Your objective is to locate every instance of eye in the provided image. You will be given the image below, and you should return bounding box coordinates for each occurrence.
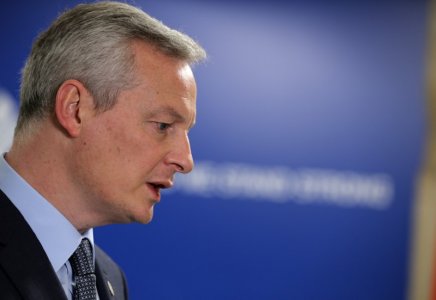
[155,122,171,132]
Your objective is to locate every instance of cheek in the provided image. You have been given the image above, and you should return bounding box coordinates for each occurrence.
[75,124,129,182]
[78,117,166,184]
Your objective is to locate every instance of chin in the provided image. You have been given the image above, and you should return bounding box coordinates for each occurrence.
[136,216,153,224]
[132,207,154,224]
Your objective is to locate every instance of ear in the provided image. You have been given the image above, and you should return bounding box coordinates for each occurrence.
[54,79,93,138]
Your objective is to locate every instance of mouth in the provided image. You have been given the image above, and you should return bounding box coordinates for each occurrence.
[146,180,173,201]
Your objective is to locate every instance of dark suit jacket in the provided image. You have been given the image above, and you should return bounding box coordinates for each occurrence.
[0,190,128,300]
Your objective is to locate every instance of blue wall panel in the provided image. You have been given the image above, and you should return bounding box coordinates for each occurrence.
[0,0,428,299]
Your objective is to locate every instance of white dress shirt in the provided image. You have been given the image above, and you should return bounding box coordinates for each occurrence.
[0,153,96,300]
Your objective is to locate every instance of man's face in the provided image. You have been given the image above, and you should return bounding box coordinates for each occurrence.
[72,41,197,225]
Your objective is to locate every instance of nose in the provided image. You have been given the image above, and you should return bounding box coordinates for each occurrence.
[167,132,194,174]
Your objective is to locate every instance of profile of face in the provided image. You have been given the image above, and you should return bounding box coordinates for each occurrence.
[71,41,197,225]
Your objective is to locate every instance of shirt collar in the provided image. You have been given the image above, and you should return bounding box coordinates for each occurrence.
[0,153,95,272]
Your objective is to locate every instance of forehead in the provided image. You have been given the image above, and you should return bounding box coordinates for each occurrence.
[128,40,197,122]
[130,40,196,93]
[130,40,194,83]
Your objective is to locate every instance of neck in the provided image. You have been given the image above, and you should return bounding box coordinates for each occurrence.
[6,122,99,232]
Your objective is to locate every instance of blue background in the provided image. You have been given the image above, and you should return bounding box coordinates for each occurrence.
[0,0,428,299]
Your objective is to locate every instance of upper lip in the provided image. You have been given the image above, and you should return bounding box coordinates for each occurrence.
[147,179,173,190]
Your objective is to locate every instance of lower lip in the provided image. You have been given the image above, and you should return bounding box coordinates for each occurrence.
[146,183,161,202]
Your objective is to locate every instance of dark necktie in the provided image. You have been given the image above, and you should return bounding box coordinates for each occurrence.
[69,238,97,300]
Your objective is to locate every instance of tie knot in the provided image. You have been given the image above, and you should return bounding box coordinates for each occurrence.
[69,238,94,276]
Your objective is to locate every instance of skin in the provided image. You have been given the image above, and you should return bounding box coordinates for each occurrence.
[6,40,197,232]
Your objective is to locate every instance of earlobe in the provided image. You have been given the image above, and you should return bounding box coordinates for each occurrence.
[55,80,90,138]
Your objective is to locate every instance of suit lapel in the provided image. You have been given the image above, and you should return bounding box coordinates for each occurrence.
[95,246,128,300]
[0,190,67,300]
[96,261,112,300]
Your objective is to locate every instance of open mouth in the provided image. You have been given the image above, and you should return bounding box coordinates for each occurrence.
[147,182,168,201]
[146,178,173,201]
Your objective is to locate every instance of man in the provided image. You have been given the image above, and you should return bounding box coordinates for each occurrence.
[0,1,206,299]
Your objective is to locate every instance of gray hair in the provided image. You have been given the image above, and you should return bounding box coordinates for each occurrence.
[16,1,206,136]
